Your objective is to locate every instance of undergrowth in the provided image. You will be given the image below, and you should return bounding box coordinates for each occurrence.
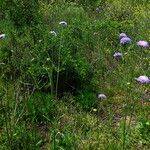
[0,0,150,149]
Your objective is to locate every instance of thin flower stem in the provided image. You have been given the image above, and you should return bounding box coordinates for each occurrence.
[55,29,63,97]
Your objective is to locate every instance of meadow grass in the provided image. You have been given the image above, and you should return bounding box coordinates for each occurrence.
[0,0,150,149]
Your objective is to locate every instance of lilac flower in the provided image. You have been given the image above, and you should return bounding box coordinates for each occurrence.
[97,94,107,99]
[119,33,127,39]
[120,37,132,44]
[50,31,57,36]
[137,41,149,48]
[59,21,67,27]
[0,34,6,39]
[135,75,150,83]
[113,52,123,58]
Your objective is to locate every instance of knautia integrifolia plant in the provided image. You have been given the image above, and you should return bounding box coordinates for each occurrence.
[120,37,132,44]
[113,52,123,58]
[137,41,149,48]
[55,21,68,97]
[97,93,107,99]
[0,34,6,39]
[59,21,67,27]
[135,75,150,83]
[119,33,127,39]
[1,1,150,149]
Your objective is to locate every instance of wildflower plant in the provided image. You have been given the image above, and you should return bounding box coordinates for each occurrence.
[113,52,123,58]
[119,33,127,39]
[135,76,150,84]
[59,21,67,27]
[97,93,107,99]
[0,1,150,150]
[0,34,6,39]
[137,41,149,48]
[120,37,132,44]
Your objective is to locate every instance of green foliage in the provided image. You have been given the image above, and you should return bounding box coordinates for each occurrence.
[51,130,78,150]
[0,0,150,149]
[76,90,97,110]
[26,93,57,123]
[1,124,43,150]
[1,3,97,94]
[137,120,150,142]
[2,0,40,27]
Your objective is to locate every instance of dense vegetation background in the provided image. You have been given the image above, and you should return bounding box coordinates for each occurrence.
[0,0,150,149]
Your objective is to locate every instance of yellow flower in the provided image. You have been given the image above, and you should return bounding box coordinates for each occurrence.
[93,108,97,112]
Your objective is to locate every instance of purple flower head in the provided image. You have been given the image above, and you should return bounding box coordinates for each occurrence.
[113,52,123,58]
[137,41,149,48]
[135,75,150,84]
[119,33,127,39]
[120,37,132,44]
[0,34,6,39]
[97,94,107,99]
[59,21,67,27]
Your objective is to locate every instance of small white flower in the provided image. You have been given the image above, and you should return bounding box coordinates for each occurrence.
[93,32,98,35]
[123,103,127,108]
[59,21,67,27]
[46,58,50,61]
[96,7,101,11]
[0,34,6,39]
[49,31,57,36]
[97,94,107,99]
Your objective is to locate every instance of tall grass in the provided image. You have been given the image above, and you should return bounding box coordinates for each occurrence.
[0,0,150,149]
